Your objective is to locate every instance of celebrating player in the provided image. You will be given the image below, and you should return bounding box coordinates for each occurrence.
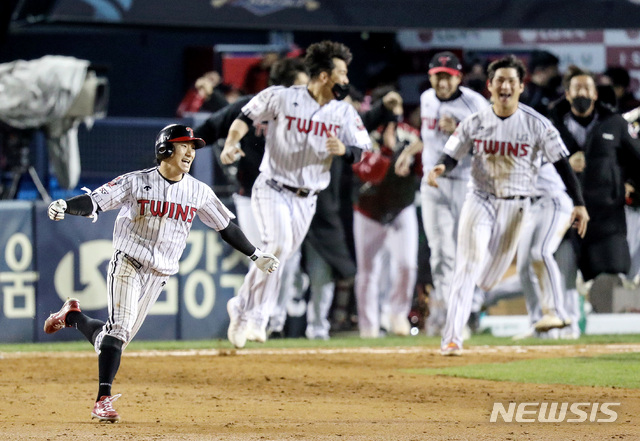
[395,51,489,337]
[427,55,589,356]
[43,124,279,422]
[220,40,371,348]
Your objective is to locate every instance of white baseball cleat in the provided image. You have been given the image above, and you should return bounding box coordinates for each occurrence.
[227,297,248,349]
[533,314,571,332]
[389,314,411,336]
[246,321,267,343]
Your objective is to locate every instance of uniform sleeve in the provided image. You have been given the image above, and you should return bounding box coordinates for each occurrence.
[339,105,372,151]
[443,117,474,160]
[90,174,134,212]
[194,97,251,144]
[197,186,236,231]
[240,86,282,123]
[539,123,569,163]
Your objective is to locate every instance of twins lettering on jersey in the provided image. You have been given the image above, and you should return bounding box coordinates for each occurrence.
[284,116,341,137]
[422,117,448,133]
[473,139,530,157]
[138,199,197,223]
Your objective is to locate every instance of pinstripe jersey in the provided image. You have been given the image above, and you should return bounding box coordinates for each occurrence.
[444,104,569,198]
[534,161,566,196]
[90,167,234,275]
[242,85,371,192]
[420,86,489,180]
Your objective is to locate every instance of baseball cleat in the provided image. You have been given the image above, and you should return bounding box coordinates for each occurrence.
[43,298,81,334]
[441,342,463,356]
[246,321,267,343]
[389,314,411,336]
[533,314,571,332]
[91,394,121,423]
[227,297,248,349]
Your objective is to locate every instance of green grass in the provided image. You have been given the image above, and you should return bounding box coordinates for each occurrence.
[2,333,640,353]
[406,352,640,389]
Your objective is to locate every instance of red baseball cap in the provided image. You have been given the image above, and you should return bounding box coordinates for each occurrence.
[428,51,462,76]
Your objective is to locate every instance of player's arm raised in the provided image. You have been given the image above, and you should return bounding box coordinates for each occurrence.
[220,118,250,164]
[48,194,98,221]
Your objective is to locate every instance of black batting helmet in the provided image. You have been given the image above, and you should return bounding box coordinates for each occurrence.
[155,124,206,162]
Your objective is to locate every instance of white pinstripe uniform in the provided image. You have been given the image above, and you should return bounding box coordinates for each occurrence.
[623,109,640,285]
[441,104,570,349]
[235,84,371,330]
[516,162,574,329]
[419,86,489,335]
[89,167,234,351]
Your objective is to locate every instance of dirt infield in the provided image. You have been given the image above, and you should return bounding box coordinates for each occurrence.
[1,344,638,440]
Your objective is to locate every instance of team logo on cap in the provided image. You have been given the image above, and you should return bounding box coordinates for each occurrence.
[439,56,451,66]
[186,127,194,137]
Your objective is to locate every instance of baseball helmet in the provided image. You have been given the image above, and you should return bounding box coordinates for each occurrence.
[155,124,206,161]
[428,51,462,76]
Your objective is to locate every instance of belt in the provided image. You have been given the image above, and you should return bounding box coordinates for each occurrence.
[475,191,531,201]
[266,178,320,198]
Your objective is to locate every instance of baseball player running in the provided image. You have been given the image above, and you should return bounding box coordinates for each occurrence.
[516,162,575,335]
[194,57,310,342]
[396,51,489,337]
[428,55,589,356]
[220,40,371,348]
[43,124,279,422]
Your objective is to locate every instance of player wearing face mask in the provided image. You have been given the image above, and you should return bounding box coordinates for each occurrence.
[548,65,640,286]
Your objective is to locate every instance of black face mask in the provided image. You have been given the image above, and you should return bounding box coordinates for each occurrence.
[332,83,350,101]
[571,96,594,114]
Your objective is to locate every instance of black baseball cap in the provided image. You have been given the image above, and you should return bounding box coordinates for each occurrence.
[428,51,462,76]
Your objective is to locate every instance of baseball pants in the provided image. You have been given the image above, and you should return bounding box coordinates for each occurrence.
[625,205,640,283]
[233,192,302,333]
[236,174,317,329]
[442,191,530,348]
[94,251,169,353]
[354,206,418,337]
[420,177,467,336]
[517,191,573,324]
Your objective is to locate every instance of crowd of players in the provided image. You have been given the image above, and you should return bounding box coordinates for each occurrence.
[41,41,640,421]
[185,45,640,350]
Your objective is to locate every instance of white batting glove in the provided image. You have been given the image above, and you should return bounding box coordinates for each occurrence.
[249,248,280,274]
[48,199,67,221]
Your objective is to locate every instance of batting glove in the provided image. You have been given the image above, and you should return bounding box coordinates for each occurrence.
[48,199,67,221]
[250,248,280,274]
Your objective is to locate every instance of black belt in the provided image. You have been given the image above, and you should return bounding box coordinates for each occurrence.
[266,178,319,198]
[475,191,531,201]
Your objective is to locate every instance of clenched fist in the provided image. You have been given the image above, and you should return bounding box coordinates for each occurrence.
[48,199,67,221]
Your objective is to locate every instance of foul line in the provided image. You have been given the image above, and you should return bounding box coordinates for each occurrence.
[2,343,640,359]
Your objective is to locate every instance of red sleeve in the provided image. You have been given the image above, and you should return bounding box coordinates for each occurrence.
[176,88,205,117]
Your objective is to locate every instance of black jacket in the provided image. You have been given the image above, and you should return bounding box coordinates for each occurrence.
[194,96,263,196]
[549,99,640,279]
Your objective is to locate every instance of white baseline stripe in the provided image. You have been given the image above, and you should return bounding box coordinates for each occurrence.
[2,344,640,359]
